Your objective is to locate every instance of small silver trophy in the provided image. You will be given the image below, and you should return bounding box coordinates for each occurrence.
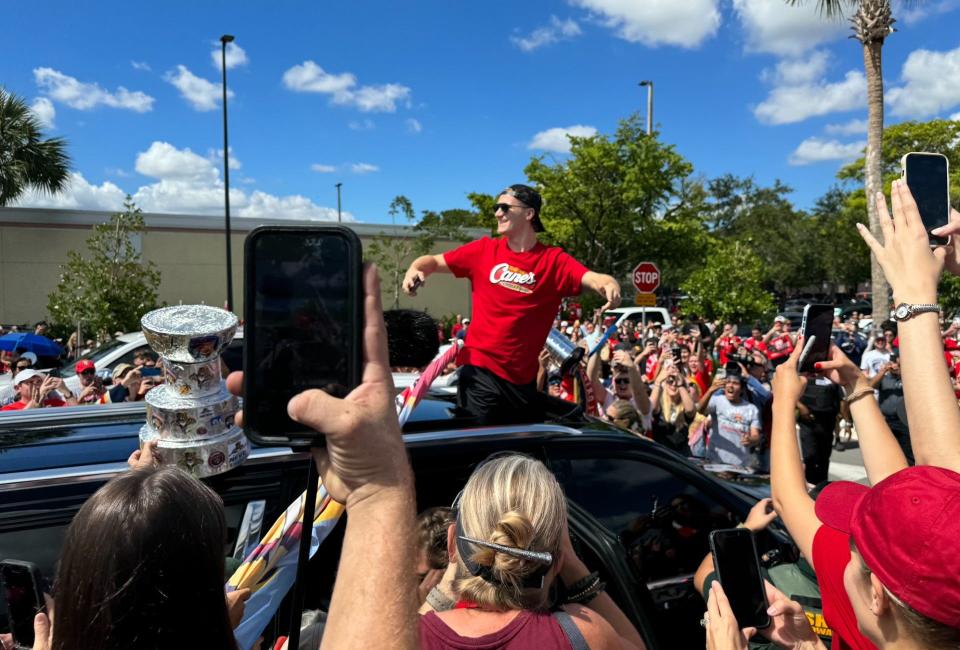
[138,305,249,477]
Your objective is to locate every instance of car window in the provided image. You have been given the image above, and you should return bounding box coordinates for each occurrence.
[557,456,738,582]
[626,312,665,326]
[113,345,153,369]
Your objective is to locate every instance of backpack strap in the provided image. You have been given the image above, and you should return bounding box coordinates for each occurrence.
[553,609,590,650]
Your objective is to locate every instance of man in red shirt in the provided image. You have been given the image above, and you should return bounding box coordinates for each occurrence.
[402,184,620,424]
[1,369,76,411]
[713,323,742,365]
[765,315,796,366]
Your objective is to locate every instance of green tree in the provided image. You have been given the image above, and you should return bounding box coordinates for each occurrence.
[416,207,490,243]
[789,0,907,323]
[523,113,693,283]
[0,88,70,206]
[680,242,777,323]
[365,195,435,309]
[811,186,872,291]
[47,197,161,338]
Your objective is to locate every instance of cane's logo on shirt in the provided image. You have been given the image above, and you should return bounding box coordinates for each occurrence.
[489,262,536,294]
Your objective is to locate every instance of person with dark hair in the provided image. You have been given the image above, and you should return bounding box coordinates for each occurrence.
[401,184,621,425]
[31,465,239,650]
[697,371,761,468]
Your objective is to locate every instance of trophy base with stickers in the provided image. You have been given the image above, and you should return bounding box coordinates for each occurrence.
[139,305,249,477]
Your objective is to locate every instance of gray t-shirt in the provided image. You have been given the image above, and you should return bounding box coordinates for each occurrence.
[860,349,891,378]
[706,393,761,467]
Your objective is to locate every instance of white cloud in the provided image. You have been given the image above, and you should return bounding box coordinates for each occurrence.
[569,0,720,48]
[732,0,848,56]
[13,172,126,210]
[528,125,598,153]
[30,97,55,128]
[351,163,379,174]
[348,119,375,130]
[207,147,242,170]
[511,16,582,52]
[897,0,960,25]
[16,141,347,221]
[825,118,868,135]
[210,41,249,70]
[754,51,866,125]
[406,118,422,133]
[311,164,337,173]
[886,45,960,118]
[789,137,865,165]
[164,65,233,111]
[131,61,151,72]
[952,111,960,121]
[33,67,154,112]
[282,60,411,112]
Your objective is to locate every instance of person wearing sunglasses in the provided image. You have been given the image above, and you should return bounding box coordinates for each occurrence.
[74,359,105,404]
[400,184,621,425]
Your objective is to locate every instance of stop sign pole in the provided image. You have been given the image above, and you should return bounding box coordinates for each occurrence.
[632,262,660,329]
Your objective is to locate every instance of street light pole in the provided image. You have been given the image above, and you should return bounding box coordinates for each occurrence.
[639,80,653,135]
[220,34,235,312]
[335,182,342,223]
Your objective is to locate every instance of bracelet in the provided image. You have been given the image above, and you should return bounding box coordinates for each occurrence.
[565,571,599,596]
[842,387,874,404]
[566,578,606,604]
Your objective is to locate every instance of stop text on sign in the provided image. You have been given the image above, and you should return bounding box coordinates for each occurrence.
[632,261,660,293]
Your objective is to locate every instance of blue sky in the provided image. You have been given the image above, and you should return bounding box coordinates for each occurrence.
[5,0,960,224]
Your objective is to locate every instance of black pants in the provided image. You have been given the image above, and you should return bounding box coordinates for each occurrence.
[799,422,834,485]
[457,364,542,426]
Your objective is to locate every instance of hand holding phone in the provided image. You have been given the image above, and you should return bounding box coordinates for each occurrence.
[798,304,833,373]
[243,226,364,447]
[902,152,951,246]
[1,560,46,648]
[709,528,771,629]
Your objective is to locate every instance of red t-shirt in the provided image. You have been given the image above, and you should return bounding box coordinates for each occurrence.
[812,526,878,650]
[767,333,795,361]
[716,335,742,365]
[743,336,768,355]
[443,237,588,384]
[1,397,66,411]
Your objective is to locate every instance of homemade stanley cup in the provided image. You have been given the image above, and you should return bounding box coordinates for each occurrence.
[545,328,584,375]
[139,305,248,477]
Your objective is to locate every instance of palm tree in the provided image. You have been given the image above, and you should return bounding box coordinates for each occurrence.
[789,0,897,320]
[0,88,70,206]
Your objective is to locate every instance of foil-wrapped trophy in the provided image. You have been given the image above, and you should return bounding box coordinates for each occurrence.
[138,305,249,477]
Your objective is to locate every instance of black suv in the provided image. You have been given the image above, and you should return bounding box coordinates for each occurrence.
[0,398,789,649]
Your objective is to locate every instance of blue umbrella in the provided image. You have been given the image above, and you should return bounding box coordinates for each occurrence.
[0,332,64,357]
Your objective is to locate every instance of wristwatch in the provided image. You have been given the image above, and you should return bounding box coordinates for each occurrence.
[892,303,941,322]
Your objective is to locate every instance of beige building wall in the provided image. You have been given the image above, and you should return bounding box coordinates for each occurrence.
[0,207,479,328]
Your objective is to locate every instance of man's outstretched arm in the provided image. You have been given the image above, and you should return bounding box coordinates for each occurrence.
[581,272,621,313]
[403,254,451,296]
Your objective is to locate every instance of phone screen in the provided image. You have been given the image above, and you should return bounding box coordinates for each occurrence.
[244,227,362,444]
[710,529,770,629]
[1,561,43,647]
[799,304,833,373]
[140,367,162,377]
[904,153,950,246]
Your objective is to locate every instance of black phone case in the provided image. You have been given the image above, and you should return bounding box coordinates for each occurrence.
[242,225,364,447]
[1,559,45,648]
[708,528,771,629]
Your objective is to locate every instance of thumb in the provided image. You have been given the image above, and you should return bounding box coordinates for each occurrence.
[287,388,349,437]
[741,627,757,641]
[33,612,52,650]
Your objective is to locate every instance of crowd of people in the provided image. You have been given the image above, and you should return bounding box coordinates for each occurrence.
[4,182,960,650]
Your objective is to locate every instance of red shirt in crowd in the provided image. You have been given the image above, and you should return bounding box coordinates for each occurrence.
[743,336,768,356]
[766,333,795,362]
[443,237,588,385]
[1,396,66,411]
[812,526,878,650]
[715,335,742,365]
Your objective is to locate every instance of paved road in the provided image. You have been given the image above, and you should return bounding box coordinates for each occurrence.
[827,438,867,484]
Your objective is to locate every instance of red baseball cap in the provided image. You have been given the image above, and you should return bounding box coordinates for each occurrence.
[75,359,96,373]
[815,466,960,628]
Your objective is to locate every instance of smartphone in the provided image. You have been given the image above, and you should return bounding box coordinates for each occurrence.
[243,226,364,446]
[1,560,45,648]
[140,366,162,377]
[671,346,683,363]
[901,152,951,246]
[798,304,833,373]
[709,528,770,629]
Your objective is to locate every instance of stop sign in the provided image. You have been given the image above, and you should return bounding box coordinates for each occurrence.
[632,262,660,293]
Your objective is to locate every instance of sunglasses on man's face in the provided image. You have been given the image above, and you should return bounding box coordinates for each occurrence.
[80,369,96,376]
[614,377,631,386]
[494,203,528,214]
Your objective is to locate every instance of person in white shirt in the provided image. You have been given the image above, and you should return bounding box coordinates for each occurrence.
[860,334,892,378]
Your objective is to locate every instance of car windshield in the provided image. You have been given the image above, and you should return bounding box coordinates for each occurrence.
[59,339,128,377]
